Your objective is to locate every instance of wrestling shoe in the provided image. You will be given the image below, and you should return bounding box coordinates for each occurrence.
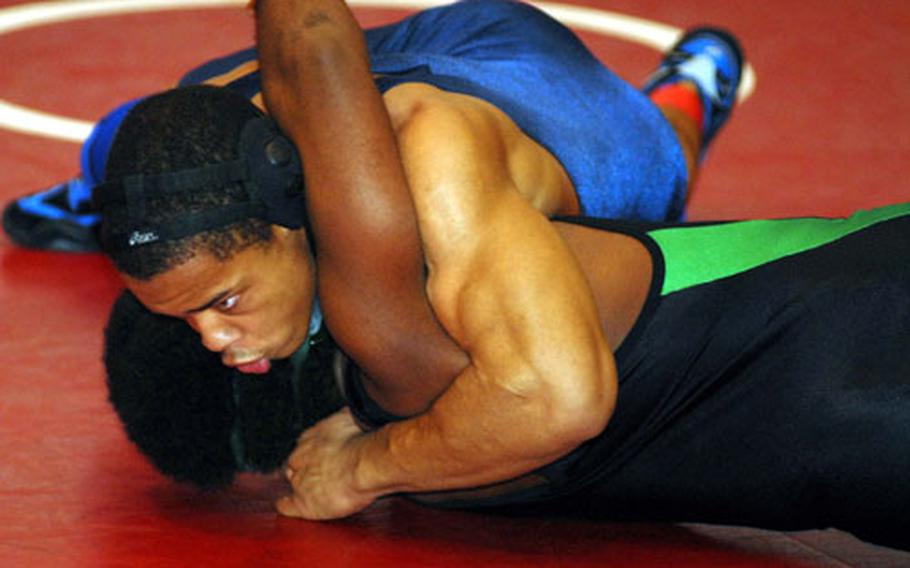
[643,27,744,158]
[2,177,101,252]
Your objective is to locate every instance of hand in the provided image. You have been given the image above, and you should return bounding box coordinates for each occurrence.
[276,408,379,520]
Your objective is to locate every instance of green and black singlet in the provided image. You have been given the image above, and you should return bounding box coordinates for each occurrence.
[346,203,910,550]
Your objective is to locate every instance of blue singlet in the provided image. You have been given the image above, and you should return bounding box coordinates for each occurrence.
[84,0,686,221]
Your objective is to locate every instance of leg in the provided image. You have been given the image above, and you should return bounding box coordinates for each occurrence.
[2,98,141,252]
[655,100,702,190]
[644,29,745,193]
[3,46,261,253]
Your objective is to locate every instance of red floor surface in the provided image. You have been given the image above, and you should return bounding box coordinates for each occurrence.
[1,1,909,566]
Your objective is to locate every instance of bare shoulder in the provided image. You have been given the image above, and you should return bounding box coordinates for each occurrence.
[383,82,498,153]
[381,82,444,127]
[383,83,577,216]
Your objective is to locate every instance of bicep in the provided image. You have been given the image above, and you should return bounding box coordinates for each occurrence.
[439,195,615,425]
[399,104,617,428]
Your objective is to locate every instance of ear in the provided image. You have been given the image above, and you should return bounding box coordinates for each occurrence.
[272,224,312,253]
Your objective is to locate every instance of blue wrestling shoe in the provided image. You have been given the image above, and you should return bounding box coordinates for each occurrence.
[644,27,744,158]
[2,177,100,252]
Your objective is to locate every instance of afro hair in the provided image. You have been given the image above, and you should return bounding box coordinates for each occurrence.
[104,290,343,489]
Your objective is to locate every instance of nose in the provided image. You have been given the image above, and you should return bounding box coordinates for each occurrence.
[188,312,240,353]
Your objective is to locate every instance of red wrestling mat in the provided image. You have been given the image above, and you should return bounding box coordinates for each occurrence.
[1,1,908,566]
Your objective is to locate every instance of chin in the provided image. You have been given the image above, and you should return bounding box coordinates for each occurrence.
[272,338,305,361]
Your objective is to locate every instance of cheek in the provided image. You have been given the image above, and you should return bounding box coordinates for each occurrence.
[258,285,308,340]
[262,248,315,345]
[282,257,316,323]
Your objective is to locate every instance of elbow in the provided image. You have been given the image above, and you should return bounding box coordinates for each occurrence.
[541,360,618,450]
[554,389,616,448]
[256,0,366,67]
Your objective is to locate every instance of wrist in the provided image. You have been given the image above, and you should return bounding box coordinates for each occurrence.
[349,429,399,498]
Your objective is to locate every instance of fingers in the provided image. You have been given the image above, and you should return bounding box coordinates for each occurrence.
[279,463,298,517]
[286,438,311,470]
[275,495,305,518]
[278,466,308,518]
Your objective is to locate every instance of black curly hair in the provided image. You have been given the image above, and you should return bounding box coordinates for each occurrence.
[98,85,277,280]
[104,290,344,489]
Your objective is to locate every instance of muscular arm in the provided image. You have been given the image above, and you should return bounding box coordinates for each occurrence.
[370,100,618,487]
[255,0,466,414]
[279,99,618,518]
[257,0,616,518]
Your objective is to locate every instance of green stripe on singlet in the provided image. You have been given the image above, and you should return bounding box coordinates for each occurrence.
[649,202,910,296]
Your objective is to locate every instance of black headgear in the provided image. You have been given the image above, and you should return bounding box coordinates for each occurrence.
[94,116,306,249]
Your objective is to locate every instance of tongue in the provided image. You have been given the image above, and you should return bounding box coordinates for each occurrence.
[236,359,272,374]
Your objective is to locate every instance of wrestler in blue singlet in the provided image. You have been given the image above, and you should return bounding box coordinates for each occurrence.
[83,0,687,221]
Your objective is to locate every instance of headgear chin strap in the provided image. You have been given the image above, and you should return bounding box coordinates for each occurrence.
[95,116,306,249]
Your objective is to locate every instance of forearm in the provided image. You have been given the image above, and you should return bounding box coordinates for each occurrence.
[255,0,464,409]
[354,363,596,496]
[277,359,583,520]
[255,0,418,259]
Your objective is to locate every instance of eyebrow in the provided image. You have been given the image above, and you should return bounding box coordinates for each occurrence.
[185,290,231,315]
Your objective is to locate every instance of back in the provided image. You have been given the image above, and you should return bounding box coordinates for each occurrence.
[366,0,688,220]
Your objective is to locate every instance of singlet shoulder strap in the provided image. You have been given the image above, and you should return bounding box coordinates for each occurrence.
[650,203,910,296]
